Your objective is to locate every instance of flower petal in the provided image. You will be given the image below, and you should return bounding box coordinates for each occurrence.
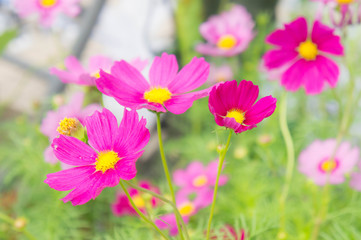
[52,135,97,166]
[168,57,210,94]
[263,49,298,69]
[149,53,179,87]
[85,108,119,152]
[244,96,277,125]
[311,20,343,56]
[266,17,308,49]
[44,166,95,191]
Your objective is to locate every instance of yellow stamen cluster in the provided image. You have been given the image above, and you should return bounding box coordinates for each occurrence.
[178,202,195,216]
[336,0,354,4]
[39,0,57,7]
[95,151,120,173]
[321,159,337,172]
[133,195,146,208]
[144,87,172,105]
[192,175,208,187]
[92,72,101,79]
[225,109,245,124]
[298,40,318,61]
[57,118,80,136]
[217,35,237,50]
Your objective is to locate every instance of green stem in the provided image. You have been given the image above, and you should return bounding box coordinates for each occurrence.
[206,129,232,240]
[156,113,185,240]
[119,180,169,240]
[278,92,295,236]
[125,181,190,240]
[310,184,330,240]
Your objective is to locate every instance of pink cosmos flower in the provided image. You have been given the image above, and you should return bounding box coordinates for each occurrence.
[313,0,361,27]
[208,80,277,134]
[155,188,213,236]
[208,64,234,84]
[112,181,160,216]
[40,92,101,165]
[14,0,81,27]
[263,17,344,95]
[209,225,246,240]
[51,56,114,86]
[44,108,150,205]
[96,52,210,114]
[173,160,228,191]
[298,139,359,186]
[350,161,361,191]
[196,5,255,57]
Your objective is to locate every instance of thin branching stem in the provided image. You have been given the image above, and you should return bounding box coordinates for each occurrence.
[156,112,185,240]
[119,180,169,240]
[206,129,233,239]
[278,92,295,237]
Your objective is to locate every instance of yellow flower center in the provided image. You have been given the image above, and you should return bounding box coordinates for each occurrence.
[144,87,172,105]
[225,109,245,124]
[321,159,337,172]
[92,72,101,78]
[192,175,208,187]
[57,117,80,136]
[336,0,354,4]
[39,0,57,7]
[178,202,195,216]
[217,35,237,50]
[133,194,145,208]
[95,151,120,173]
[298,40,318,61]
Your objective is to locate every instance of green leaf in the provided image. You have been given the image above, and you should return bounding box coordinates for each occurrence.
[0,29,17,55]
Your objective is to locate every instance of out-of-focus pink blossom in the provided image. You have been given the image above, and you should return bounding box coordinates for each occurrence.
[298,139,359,186]
[14,0,81,27]
[208,64,234,84]
[112,181,160,216]
[196,5,255,57]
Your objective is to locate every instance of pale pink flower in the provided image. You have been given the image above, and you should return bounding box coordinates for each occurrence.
[173,160,228,191]
[196,5,255,57]
[14,0,81,27]
[208,64,234,84]
[298,139,359,185]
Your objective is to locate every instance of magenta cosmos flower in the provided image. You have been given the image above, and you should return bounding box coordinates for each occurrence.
[196,5,255,57]
[173,160,228,191]
[40,92,101,165]
[208,80,277,134]
[208,64,234,84]
[96,52,210,114]
[112,181,160,216]
[298,139,359,186]
[14,0,80,27]
[44,108,150,205]
[155,188,213,236]
[263,17,344,95]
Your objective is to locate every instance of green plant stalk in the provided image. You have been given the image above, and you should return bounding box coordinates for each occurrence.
[206,129,233,239]
[0,212,37,240]
[156,113,185,240]
[125,181,190,240]
[310,183,330,240]
[119,180,169,240]
[278,92,295,236]
[310,74,355,240]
